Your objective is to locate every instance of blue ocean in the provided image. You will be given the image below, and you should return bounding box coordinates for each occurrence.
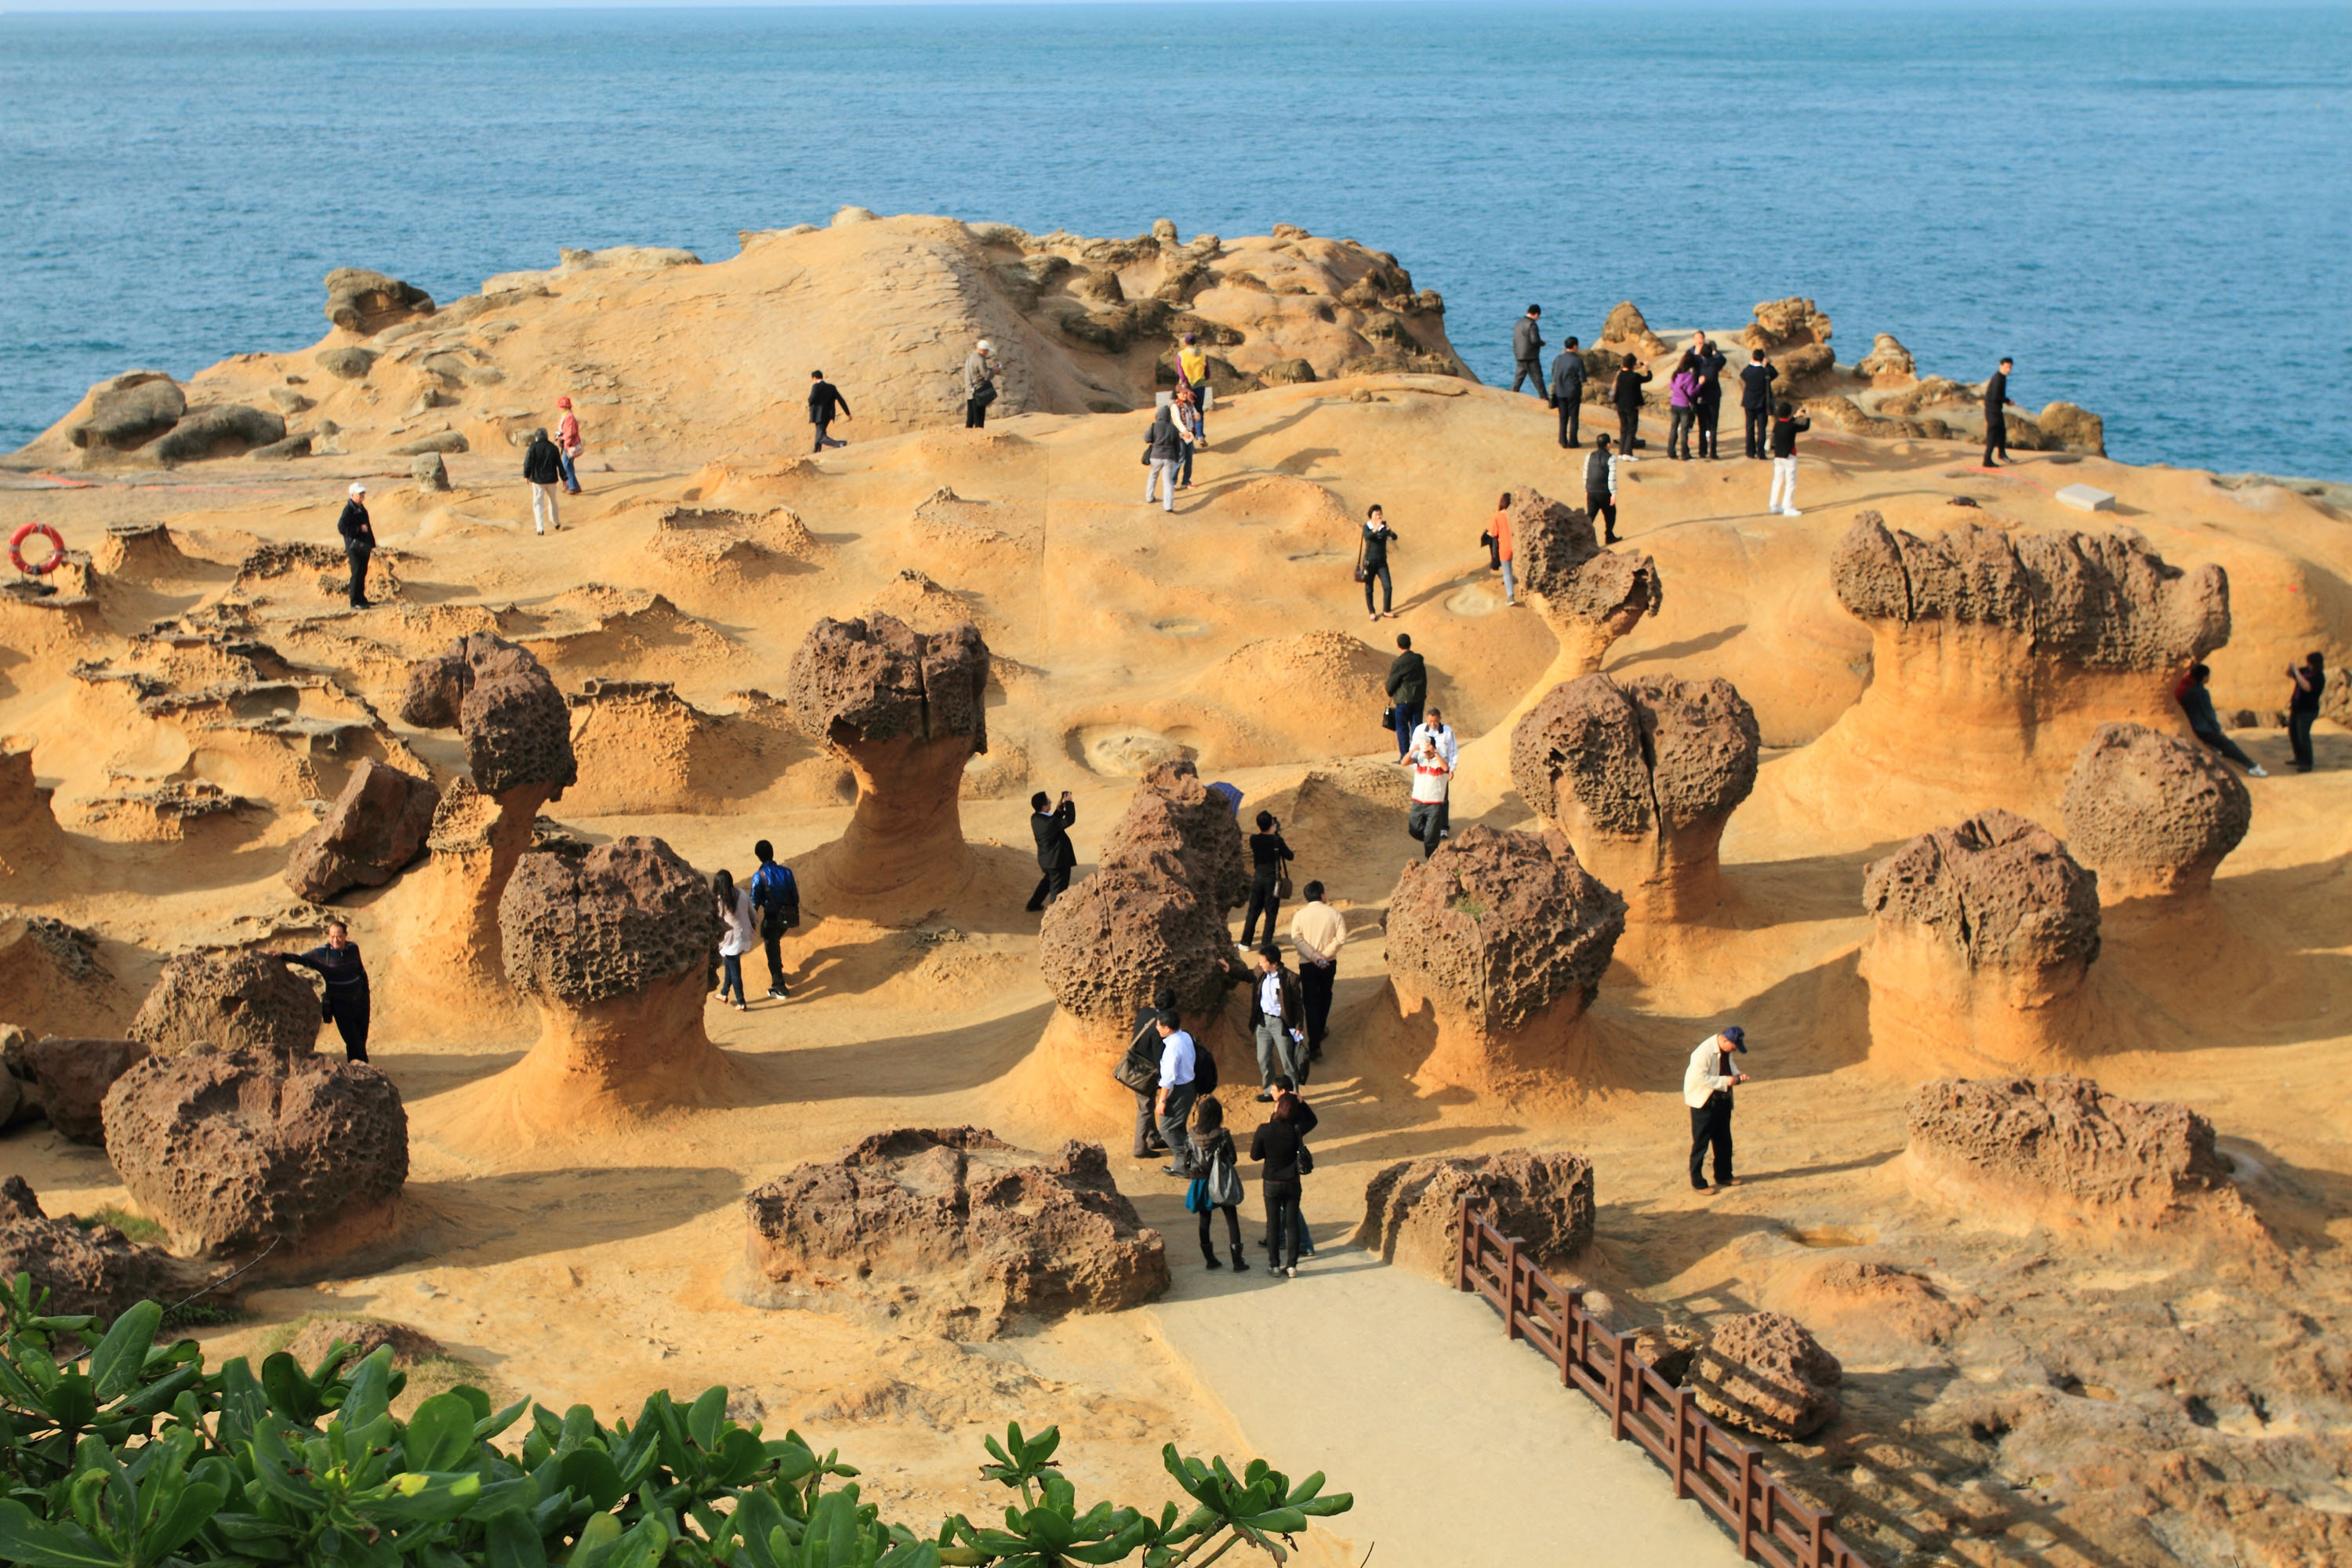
[2,2,2346,477]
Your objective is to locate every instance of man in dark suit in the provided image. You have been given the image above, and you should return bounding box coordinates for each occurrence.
[1027,789,1076,911]
[1690,332,1728,459]
[1740,350,1778,459]
[1982,357,2016,466]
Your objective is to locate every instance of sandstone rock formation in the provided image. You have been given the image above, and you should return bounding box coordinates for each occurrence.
[1597,300,1668,361]
[1855,333,1917,386]
[100,1048,408,1259]
[67,372,186,454]
[398,633,578,798]
[129,950,320,1058]
[1354,1149,1595,1284]
[1384,825,1626,1094]
[2061,723,2251,900]
[1510,674,1759,920]
[2036,401,2106,456]
[786,615,989,902]
[1099,756,1248,911]
[1690,1312,1844,1440]
[1508,490,1664,681]
[323,268,435,336]
[1860,810,2102,1073]
[741,1127,1168,1338]
[0,747,67,889]
[0,1176,169,1319]
[282,758,441,903]
[1741,298,1836,385]
[151,405,286,465]
[0,909,127,1041]
[4,1036,147,1144]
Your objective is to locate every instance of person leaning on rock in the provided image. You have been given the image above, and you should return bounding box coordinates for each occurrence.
[964,339,999,429]
[336,481,376,609]
[1027,789,1076,912]
[1740,348,1778,459]
[1549,336,1587,448]
[1612,353,1653,453]
[1250,945,1308,1098]
[1288,884,1347,1063]
[522,427,564,535]
[2180,662,2267,777]
[808,369,851,453]
[1981,356,2017,466]
[1511,304,1546,396]
[1682,1023,1749,1193]
[1155,1011,1202,1178]
[277,919,370,1063]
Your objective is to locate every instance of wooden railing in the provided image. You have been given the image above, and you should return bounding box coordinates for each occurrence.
[1454,1200,1871,1568]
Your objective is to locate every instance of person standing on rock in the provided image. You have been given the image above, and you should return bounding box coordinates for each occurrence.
[2287,653,2327,773]
[2181,663,2268,776]
[964,339,999,429]
[1611,354,1653,453]
[1386,630,1426,757]
[1176,333,1214,441]
[1549,336,1587,448]
[523,428,564,535]
[1288,884,1347,1064]
[278,920,370,1063]
[1486,495,1518,606]
[1584,434,1621,544]
[1250,945,1308,1098]
[1359,505,1400,622]
[1740,349,1779,459]
[336,481,375,609]
[1145,403,1187,513]
[1406,733,1452,859]
[1767,400,1811,517]
[1682,1024,1748,1193]
[1240,811,1294,948]
[808,370,851,453]
[1250,1079,1318,1277]
[713,868,756,1012]
[1188,1096,1247,1271]
[1027,789,1077,911]
[1692,332,1729,459]
[1981,357,2017,466]
[1511,305,1546,396]
[750,840,800,1000]
[1155,1011,1202,1177]
[1667,352,1700,461]
[1172,385,1203,489]
[555,396,584,493]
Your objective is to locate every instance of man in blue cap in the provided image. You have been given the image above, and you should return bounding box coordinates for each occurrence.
[1682,1025,1749,1192]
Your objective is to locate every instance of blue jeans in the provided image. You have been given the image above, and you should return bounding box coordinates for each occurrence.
[557,448,579,489]
[719,953,745,1004]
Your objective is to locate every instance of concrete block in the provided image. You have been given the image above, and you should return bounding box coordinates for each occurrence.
[2056,483,2116,513]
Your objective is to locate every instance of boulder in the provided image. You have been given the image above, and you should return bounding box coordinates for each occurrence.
[150,405,286,465]
[1505,489,1664,680]
[0,909,125,1041]
[100,1048,407,1258]
[1384,825,1626,1093]
[129,950,321,1059]
[0,1176,169,1319]
[1597,301,1668,360]
[1690,1312,1843,1440]
[1632,1323,1708,1386]
[1510,673,1759,920]
[315,347,377,381]
[1855,333,1916,386]
[246,434,312,461]
[67,372,186,452]
[7,1037,147,1144]
[741,1127,1168,1338]
[2038,401,2107,456]
[1743,297,1833,353]
[282,759,441,903]
[399,633,578,797]
[323,268,435,336]
[1860,810,2101,1072]
[1098,757,1248,914]
[412,452,452,492]
[1354,1149,1595,1284]
[2061,723,2250,899]
[392,431,469,457]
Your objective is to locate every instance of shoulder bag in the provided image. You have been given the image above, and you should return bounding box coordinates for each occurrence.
[1352,528,1369,585]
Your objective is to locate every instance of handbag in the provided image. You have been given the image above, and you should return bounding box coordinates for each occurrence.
[1352,530,1369,585]
[1297,1143,1315,1177]
[971,380,997,408]
[1276,873,1294,901]
[1380,703,1396,733]
[1184,1177,1208,1214]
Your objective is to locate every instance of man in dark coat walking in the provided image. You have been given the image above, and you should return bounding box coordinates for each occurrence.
[1740,350,1778,459]
[1027,789,1076,910]
[1982,357,2016,466]
[1548,337,1587,448]
[1386,633,1428,761]
[1510,306,1545,396]
[808,369,851,452]
[336,482,376,608]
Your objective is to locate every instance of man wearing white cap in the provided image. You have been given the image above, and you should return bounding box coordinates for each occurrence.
[1682,1024,1748,1192]
[964,339,998,429]
[336,482,376,609]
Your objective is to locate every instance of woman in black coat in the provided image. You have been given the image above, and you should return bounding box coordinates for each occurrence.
[1611,355,1653,453]
[1250,1087,1319,1277]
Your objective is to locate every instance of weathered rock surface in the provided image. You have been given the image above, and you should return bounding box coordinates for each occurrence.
[2036,401,2106,456]
[1598,300,1668,360]
[324,269,435,336]
[100,1048,408,1257]
[742,1127,1168,1337]
[1508,490,1664,677]
[0,908,126,1040]
[1855,333,1916,385]
[401,633,576,797]
[1098,757,1248,913]
[1354,1149,1595,1283]
[500,836,716,1004]
[1691,1311,1844,1440]
[67,373,186,453]
[5,1037,147,1144]
[283,759,441,903]
[1510,673,1759,920]
[129,950,321,1058]
[151,405,286,465]
[0,1176,169,1319]
[2061,722,2249,898]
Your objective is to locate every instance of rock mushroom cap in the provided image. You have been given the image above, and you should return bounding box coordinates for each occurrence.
[1863,810,2101,973]
[324,268,435,335]
[499,836,717,1005]
[1690,1311,1843,1440]
[0,1176,169,1319]
[1905,1075,2232,1210]
[398,633,578,797]
[130,951,321,1058]
[283,758,441,903]
[786,614,989,752]
[1100,757,1248,913]
[1039,865,1240,1025]
[1511,673,1759,838]
[1385,825,1626,1035]
[1509,490,1664,634]
[2061,722,2250,892]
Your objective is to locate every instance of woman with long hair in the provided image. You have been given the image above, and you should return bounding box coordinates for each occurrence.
[1250,1078,1319,1278]
[1189,1098,1247,1272]
[713,868,756,1011]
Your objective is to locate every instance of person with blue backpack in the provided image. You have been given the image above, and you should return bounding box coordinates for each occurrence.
[749,839,800,1000]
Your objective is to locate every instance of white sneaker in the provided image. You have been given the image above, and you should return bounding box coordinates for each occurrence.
[535,522,544,535]
[2249,765,2270,778]
[1781,507,1803,517]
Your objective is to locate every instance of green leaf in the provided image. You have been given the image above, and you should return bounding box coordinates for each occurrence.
[402,1392,478,1474]
[570,1511,624,1568]
[257,1355,321,1426]
[338,1348,396,1430]
[85,1301,162,1406]
[604,1518,670,1568]
[0,1501,117,1568]
[146,1478,226,1556]
[361,1468,484,1525]
[483,1506,547,1568]
[559,1447,626,1511]
[687,1385,728,1452]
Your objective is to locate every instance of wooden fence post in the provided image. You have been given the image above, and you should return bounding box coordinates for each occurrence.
[1608,1335,1626,1440]
[1809,1511,1828,1568]
[1454,1197,1472,1292]
[1501,1237,1523,1339]
[1738,1446,1758,1559]
[1671,1388,1690,1500]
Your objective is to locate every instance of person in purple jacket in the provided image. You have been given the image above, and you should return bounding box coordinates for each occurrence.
[1667,351,1701,461]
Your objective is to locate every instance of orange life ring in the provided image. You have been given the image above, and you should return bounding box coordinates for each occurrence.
[9,522,64,575]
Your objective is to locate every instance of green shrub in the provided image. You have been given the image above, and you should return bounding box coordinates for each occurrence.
[0,1273,1349,1566]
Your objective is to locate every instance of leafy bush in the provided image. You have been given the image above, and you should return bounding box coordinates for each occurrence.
[0,1274,1348,1566]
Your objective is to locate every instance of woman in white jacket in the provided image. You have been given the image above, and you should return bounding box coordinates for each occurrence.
[714,868,757,1011]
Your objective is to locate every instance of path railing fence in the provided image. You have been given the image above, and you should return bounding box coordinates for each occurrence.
[1454,1199,1869,1568]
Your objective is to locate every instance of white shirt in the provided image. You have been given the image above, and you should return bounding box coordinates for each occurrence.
[717,889,757,957]
[1159,1029,1197,1089]
[1409,721,1458,769]
[1410,752,1452,805]
[1258,971,1284,1017]
[1682,1035,1740,1109]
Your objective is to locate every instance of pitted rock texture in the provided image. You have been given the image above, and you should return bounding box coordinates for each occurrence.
[2061,723,2250,896]
[499,836,717,1004]
[1690,1312,1844,1441]
[1906,1076,2234,1213]
[283,759,441,902]
[742,1127,1168,1338]
[1832,513,2229,670]
[786,614,989,752]
[6,1037,147,1144]
[324,268,435,335]
[1863,811,2100,973]
[1355,1150,1595,1284]
[68,373,186,453]
[1039,865,1241,1025]
[1511,673,1759,838]
[1099,757,1248,913]
[1385,825,1626,1035]
[100,1048,408,1255]
[0,1176,169,1319]
[129,951,321,1058]
[398,633,578,797]
[1509,490,1664,626]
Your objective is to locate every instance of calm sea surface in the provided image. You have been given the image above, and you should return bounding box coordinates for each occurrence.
[2,2,2347,477]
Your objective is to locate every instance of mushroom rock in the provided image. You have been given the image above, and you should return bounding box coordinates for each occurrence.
[785,614,989,905]
[740,1127,1168,1338]
[1099,757,1248,913]
[100,1048,408,1265]
[282,758,441,903]
[2061,723,2249,901]
[6,1036,147,1145]
[1383,825,1626,1094]
[1860,810,2103,1074]
[1509,674,1759,921]
[1509,488,1664,682]
[129,950,321,1058]
[323,268,435,336]
[1690,1312,1843,1441]
[397,633,577,800]
[1855,332,1917,387]
[1354,1149,1595,1285]
[1597,300,1668,361]
[0,1176,171,1319]
[1741,296,1833,352]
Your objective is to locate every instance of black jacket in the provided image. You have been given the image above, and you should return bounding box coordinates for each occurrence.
[1247,831,1294,875]
[1740,362,1778,410]
[1984,369,2011,415]
[523,437,564,485]
[1611,366,1653,409]
[1250,1098,1320,1185]
[1359,521,1396,570]
[1770,412,1811,458]
[1033,800,1076,871]
[1512,317,1544,363]
[336,500,375,553]
[808,380,848,423]
[1548,350,1587,401]
[285,942,367,996]
[1693,347,1728,404]
[1386,649,1427,706]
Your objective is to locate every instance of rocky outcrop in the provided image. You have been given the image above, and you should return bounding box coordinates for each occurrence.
[1597,301,1668,361]
[1690,1312,1844,1440]
[399,633,578,798]
[1861,810,2102,1073]
[324,269,435,336]
[1098,757,1248,913]
[2036,401,2106,456]
[282,758,441,903]
[1510,674,1759,920]
[0,909,126,1041]
[1385,825,1626,1094]
[67,372,186,454]
[1508,490,1664,679]
[129,951,320,1059]
[0,747,67,889]
[2061,723,2250,899]
[100,1048,408,1260]
[786,615,989,904]
[1855,333,1916,386]
[741,1127,1168,1338]
[5,1036,147,1145]
[1354,1150,1595,1284]
[0,1177,170,1319]
[151,405,286,465]
[1741,298,1836,385]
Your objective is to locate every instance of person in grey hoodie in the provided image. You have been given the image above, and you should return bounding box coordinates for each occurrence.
[1144,404,1187,512]
[1510,306,1545,396]
[1549,337,1588,448]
